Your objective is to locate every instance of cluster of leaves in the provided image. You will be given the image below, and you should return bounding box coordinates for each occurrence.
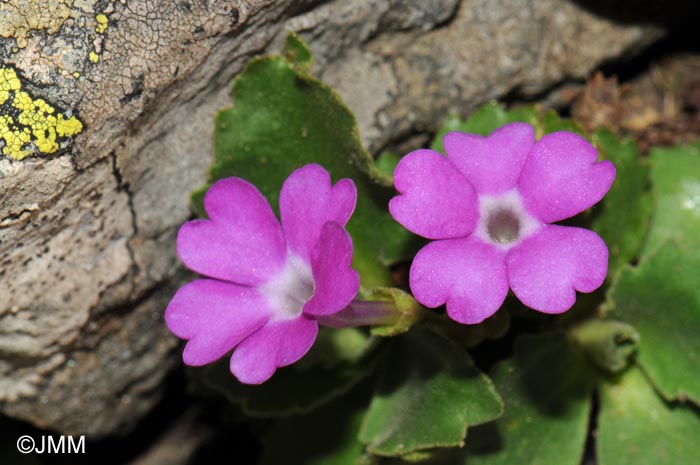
[190,35,700,464]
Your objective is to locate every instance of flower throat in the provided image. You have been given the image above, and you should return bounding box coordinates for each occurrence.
[486,208,520,244]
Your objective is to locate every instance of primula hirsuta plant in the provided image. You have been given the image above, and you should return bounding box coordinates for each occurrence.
[165,164,360,384]
[165,37,700,463]
[390,123,616,324]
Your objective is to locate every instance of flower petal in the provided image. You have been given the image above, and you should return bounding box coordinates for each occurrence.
[303,222,360,316]
[390,149,479,240]
[507,225,608,313]
[165,279,272,366]
[444,122,535,194]
[280,164,357,261]
[177,178,286,286]
[230,316,319,384]
[518,131,616,223]
[410,237,509,324]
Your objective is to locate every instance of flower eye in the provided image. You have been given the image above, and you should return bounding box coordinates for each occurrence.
[486,208,520,244]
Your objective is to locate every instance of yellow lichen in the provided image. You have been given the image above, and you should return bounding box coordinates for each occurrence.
[95,13,109,34]
[0,0,74,49]
[0,67,83,160]
[89,12,108,63]
[72,71,81,79]
[0,67,22,103]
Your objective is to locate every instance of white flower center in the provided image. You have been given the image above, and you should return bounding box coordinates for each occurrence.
[260,253,315,320]
[474,189,541,249]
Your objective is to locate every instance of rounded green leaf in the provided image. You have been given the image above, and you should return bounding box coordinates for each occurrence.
[358,327,503,457]
[608,242,700,403]
[597,367,700,465]
[464,333,592,465]
[260,386,373,465]
[642,143,700,255]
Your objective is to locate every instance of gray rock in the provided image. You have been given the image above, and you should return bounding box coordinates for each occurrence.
[285,0,662,151]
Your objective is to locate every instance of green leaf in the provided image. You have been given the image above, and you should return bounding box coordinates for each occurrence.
[282,32,313,70]
[591,129,652,275]
[536,108,584,135]
[604,143,700,402]
[431,102,538,153]
[260,386,373,465]
[375,151,400,181]
[373,449,467,465]
[597,367,700,465]
[464,333,592,465]
[607,242,700,403]
[196,327,377,417]
[358,327,503,457]
[642,143,700,255]
[197,35,418,287]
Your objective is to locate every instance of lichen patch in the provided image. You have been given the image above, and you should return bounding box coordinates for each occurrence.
[88,11,109,63]
[0,66,83,160]
[95,13,109,34]
[0,0,74,49]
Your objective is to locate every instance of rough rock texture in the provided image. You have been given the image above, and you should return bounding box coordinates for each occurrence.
[0,0,661,436]
[281,0,662,151]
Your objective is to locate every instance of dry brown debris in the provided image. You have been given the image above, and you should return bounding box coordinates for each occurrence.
[571,55,700,152]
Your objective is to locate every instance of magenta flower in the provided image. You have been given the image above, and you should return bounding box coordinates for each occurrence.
[165,164,360,384]
[389,123,615,324]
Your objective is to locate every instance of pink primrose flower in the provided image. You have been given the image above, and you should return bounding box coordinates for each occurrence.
[389,123,615,324]
[166,164,360,384]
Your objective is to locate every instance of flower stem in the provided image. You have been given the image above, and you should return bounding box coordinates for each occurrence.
[318,300,402,329]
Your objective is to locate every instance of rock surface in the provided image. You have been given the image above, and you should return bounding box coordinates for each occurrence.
[0,0,660,436]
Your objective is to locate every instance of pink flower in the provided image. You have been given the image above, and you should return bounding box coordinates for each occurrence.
[166,165,360,384]
[389,123,615,324]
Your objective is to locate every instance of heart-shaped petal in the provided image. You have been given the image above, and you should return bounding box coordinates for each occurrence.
[230,315,319,384]
[280,164,357,262]
[303,221,360,316]
[444,122,535,195]
[507,225,608,313]
[390,149,479,240]
[177,178,286,286]
[165,279,272,366]
[518,131,616,223]
[410,236,509,324]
